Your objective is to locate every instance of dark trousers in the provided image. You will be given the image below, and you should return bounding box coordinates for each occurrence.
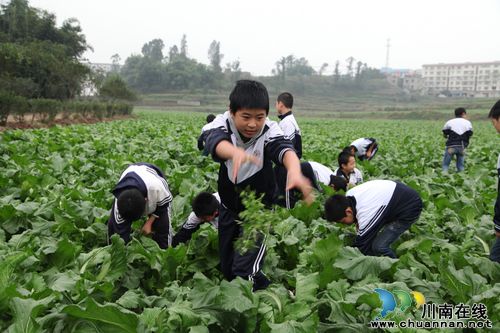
[490,237,500,262]
[218,205,270,291]
[108,204,171,249]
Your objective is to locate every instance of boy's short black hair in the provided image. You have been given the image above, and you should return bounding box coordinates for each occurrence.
[206,114,216,123]
[324,194,350,222]
[117,188,145,222]
[338,151,354,168]
[488,100,500,119]
[277,92,293,109]
[344,145,357,153]
[192,192,219,217]
[229,80,269,115]
[454,107,466,117]
[329,175,348,191]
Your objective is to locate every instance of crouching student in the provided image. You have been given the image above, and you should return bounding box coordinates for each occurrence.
[348,137,378,160]
[277,160,348,208]
[107,163,173,249]
[334,151,363,187]
[205,80,313,291]
[172,192,220,247]
[324,180,422,258]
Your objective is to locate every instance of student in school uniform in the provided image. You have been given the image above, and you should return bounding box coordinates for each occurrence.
[347,137,378,161]
[107,163,173,249]
[197,114,216,155]
[442,107,473,172]
[172,192,220,246]
[276,92,302,158]
[324,180,422,258]
[205,80,313,291]
[333,151,363,187]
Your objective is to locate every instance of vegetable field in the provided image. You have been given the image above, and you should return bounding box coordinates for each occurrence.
[0,111,499,332]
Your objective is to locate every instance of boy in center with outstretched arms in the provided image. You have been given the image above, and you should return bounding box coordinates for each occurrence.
[205,80,313,291]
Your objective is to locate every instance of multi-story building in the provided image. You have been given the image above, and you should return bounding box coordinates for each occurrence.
[384,69,424,92]
[422,61,500,97]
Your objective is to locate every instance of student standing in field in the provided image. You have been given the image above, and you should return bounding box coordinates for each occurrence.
[334,151,363,187]
[107,163,173,249]
[276,92,302,158]
[347,137,378,161]
[172,192,220,246]
[488,100,500,263]
[442,107,473,172]
[197,114,216,155]
[205,80,313,291]
[324,180,423,258]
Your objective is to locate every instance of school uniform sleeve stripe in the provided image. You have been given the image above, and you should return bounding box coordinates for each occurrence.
[358,205,387,236]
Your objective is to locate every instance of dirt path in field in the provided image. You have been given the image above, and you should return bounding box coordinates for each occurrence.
[0,113,135,131]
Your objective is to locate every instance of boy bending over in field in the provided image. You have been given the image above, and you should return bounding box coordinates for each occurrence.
[347,137,378,161]
[488,100,500,263]
[205,80,313,291]
[324,180,422,258]
[107,163,173,249]
[172,192,220,246]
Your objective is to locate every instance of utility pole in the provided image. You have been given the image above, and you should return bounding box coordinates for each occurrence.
[385,38,391,69]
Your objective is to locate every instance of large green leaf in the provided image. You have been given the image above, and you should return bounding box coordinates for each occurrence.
[333,247,397,281]
[62,298,138,333]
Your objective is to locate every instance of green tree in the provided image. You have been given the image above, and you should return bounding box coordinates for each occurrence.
[180,34,188,57]
[141,38,164,62]
[208,40,223,72]
[99,74,137,101]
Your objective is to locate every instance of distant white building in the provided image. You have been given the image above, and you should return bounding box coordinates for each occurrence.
[422,61,500,97]
[384,69,424,92]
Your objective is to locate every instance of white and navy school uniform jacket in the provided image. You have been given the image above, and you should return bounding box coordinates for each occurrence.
[172,193,220,246]
[350,138,377,160]
[346,180,422,255]
[198,122,216,151]
[308,161,334,187]
[278,111,302,159]
[495,154,500,234]
[108,163,173,248]
[205,111,295,214]
[333,167,363,186]
[442,118,473,148]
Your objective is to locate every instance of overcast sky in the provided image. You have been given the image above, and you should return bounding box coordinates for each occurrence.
[25,0,500,75]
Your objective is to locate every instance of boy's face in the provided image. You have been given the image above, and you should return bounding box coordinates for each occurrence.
[342,156,356,173]
[275,101,285,114]
[232,109,267,139]
[339,208,354,224]
[491,118,500,133]
[201,210,219,223]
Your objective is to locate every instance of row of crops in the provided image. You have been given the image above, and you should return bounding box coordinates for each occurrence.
[0,112,498,332]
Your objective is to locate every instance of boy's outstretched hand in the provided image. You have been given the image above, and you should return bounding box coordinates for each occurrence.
[286,170,315,205]
[215,141,261,182]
